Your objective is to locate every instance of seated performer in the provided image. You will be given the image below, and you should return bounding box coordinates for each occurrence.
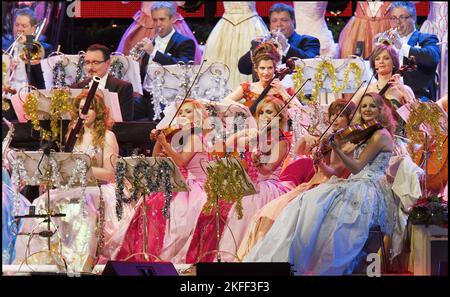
[244,92,398,275]
[237,99,356,260]
[116,98,211,263]
[14,90,136,270]
[385,1,441,101]
[238,3,320,77]
[353,44,415,108]
[2,7,51,120]
[225,41,301,109]
[185,96,295,263]
[135,1,196,120]
[117,1,202,64]
[70,44,134,121]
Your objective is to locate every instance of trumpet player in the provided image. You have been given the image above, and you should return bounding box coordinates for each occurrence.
[2,8,51,120]
[384,1,440,102]
[135,2,195,121]
[238,3,320,77]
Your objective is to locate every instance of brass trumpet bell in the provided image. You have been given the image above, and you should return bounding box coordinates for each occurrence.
[20,41,45,63]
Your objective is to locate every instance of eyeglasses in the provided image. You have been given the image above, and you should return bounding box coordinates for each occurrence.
[390,15,411,22]
[84,60,105,66]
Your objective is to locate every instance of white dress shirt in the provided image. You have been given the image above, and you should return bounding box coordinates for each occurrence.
[399,30,416,67]
[150,28,176,61]
[89,73,108,90]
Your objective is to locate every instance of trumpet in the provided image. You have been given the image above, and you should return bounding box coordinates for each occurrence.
[19,18,47,63]
[129,27,161,61]
[375,27,399,46]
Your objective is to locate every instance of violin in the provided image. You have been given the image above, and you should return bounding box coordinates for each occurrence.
[332,119,383,145]
[248,58,296,114]
[150,122,199,142]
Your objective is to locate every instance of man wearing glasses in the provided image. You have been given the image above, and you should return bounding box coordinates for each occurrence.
[71,44,134,121]
[387,1,440,102]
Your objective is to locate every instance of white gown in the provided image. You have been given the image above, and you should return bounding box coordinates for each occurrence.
[201,2,269,91]
[244,146,398,275]
[14,145,136,272]
[420,1,448,98]
[294,2,338,58]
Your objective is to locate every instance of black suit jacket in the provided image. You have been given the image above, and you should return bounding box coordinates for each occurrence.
[238,32,321,75]
[71,75,134,121]
[140,31,195,82]
[403,31,440,101]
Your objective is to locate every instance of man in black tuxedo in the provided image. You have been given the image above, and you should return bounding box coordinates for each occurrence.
[134,1,195,121]
[238,3,320,77]
[70,44,134,121]
[387,2,441,101]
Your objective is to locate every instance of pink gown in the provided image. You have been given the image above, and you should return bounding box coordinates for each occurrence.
[185,134,295,263]
[116,136,210,263]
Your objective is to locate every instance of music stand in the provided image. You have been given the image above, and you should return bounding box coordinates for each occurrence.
[199,156,256,263]
[8,150,96,266]
[117,156,188,261]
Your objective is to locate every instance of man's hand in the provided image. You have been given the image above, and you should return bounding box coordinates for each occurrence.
[140,37,154,55]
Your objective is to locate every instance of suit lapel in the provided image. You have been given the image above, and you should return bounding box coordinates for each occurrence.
[407,31,420,47]
[164,32,178,54]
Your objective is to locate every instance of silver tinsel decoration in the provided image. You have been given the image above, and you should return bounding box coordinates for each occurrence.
[109,59,125,80]
[159,161,173,219]
[52,61,67,88]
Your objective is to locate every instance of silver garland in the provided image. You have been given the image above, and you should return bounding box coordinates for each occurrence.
[146,73,165,121]
[159,160,173,219]
[52,60,67,88]
[75,53,87,83]
[109,59,125,80]
[58,158,88,216]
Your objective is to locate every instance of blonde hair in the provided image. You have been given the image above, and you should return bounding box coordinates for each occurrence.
[354,92,397,135]
[66,90,114,148]
[254,96,288,129]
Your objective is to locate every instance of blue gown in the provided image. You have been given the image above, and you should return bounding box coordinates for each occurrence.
[244,145,398,275]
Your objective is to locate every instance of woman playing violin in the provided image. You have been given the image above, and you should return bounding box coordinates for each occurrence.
[237,99,357,260]
[224,41,301,110]
[150,98,209,167]
[352,44,415,108]
[117,98,212,263]
[184,96,295,263]
[244,92,399,275]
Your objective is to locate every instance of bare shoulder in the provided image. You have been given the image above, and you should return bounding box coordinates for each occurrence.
[370,128,393,149]
[105,130,118,143]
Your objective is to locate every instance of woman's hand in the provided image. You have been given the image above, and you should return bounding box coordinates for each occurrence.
[156,131,169,148]
[270,79,289,98]
[149,129,159,141]
[303,133,318,153]
[388,74,403,91]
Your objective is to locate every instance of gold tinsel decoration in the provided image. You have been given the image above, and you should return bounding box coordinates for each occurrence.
[48,89,72,140]
[2,61,11,111]
[23,89,72,140]
[293,61,362,105]
[405,101,446,161]
[203,158,252,220]
[23,91,41,133]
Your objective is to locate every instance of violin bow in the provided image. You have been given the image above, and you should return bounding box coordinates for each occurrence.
[259,78,311,134]
[317,78,370,144]
[167,59,208,128]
